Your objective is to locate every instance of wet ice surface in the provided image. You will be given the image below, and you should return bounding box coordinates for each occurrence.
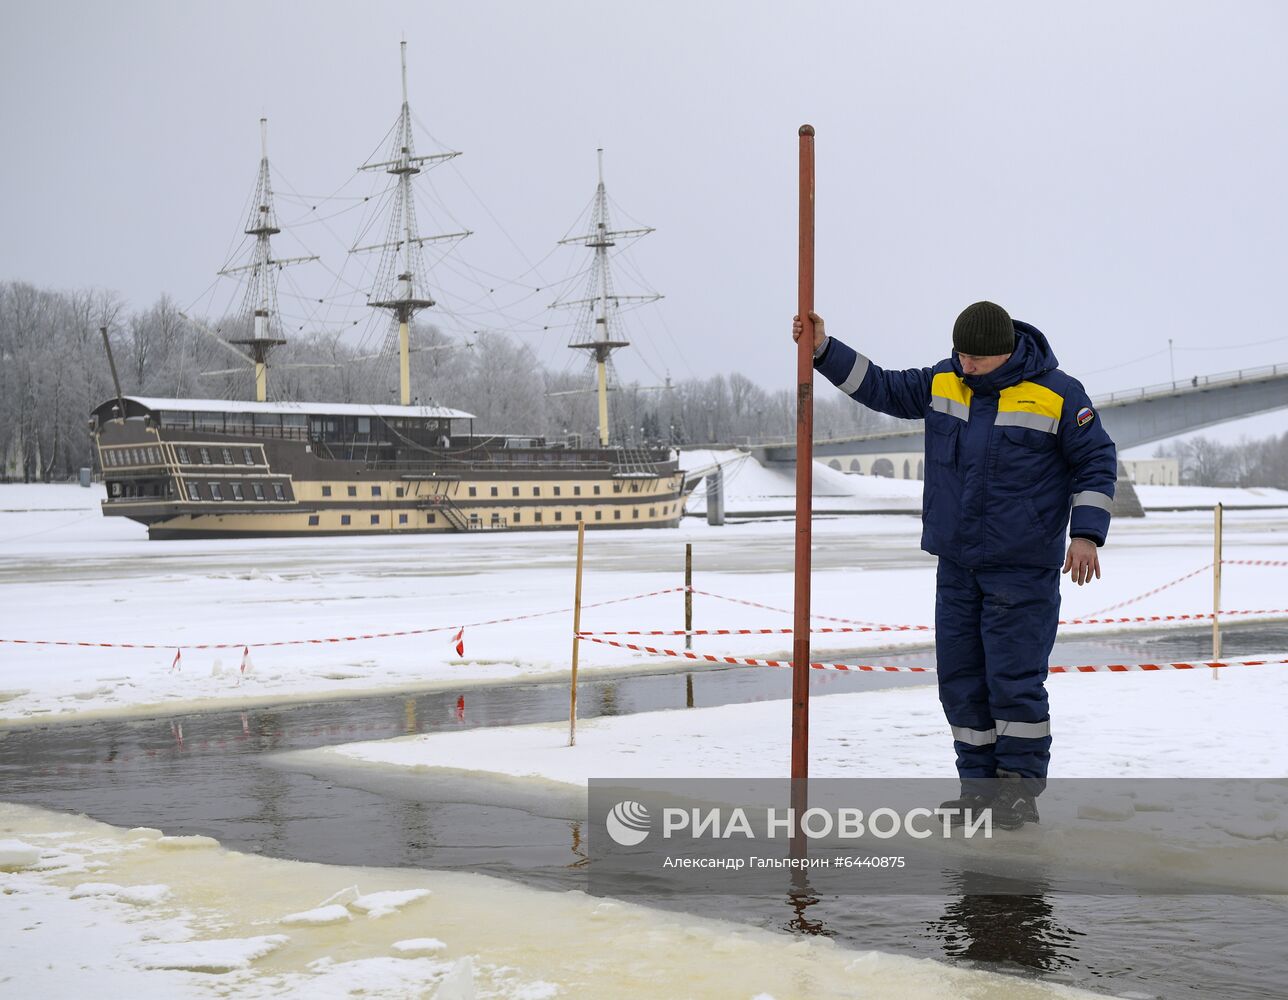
[3,622,1287,999]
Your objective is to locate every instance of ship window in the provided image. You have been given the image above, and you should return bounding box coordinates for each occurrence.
[594,485,601,495]
[177,447,191,464]
[633,508,639,519]
[243,448,255,465]
[533,487,541,496]
[573,486,581,496]
[341,514,351,525]
[372,485,382,497]
[308,515,319,526]
[252,483,265,501]
[613,483,622,493]
[272,483,286,501]
[575,511,582,521]
[613,510,621,520]
[427,514,436,523]
[221,448,233,465]
[512,487,519,497]
[513,512,521,523]
[490,487,498,497]
[200,448,212,464]
[348,486,357,497]
[595,511,602,521]
[370,514,379,525]
[186,483,200,501]
[321,485,332,497]
[399,513,408,524]
[396,487,404,497]
[468,487,476,497]
[534,512,542,522]
[649,507,656,517]
[553,486,561,496]
[630,482,640,493]
[210,483,223,501]
[357,417,371,435]
[554,511,562,522]
[230,483,244,500]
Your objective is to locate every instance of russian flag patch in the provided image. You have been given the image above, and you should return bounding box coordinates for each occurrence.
[1076,406,1095,427]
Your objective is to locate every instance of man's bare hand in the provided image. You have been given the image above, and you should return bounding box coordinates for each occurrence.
[792,311,826,353]
[1062,538,1101,586]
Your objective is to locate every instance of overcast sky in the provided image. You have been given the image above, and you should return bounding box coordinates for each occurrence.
[3,1,1287,439]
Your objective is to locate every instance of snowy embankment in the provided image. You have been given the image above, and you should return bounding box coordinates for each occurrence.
[0,802,1106,1000]
[682,448,923,514]
[0,481,1286,724]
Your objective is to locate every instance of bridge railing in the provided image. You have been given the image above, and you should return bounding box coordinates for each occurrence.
[1095,362,1288,406]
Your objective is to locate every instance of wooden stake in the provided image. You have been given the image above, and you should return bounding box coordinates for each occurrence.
[792,124,816,856]
[569,520,586,744]
[685,542,693,651]
[1212,503,1223,680]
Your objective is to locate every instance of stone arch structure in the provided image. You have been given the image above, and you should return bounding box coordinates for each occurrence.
[871,458,895,478]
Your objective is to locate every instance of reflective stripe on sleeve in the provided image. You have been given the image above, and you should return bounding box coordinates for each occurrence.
[931,396,970,422]
[950,725,997,746]
[838,354,870,395]
[995,719,1051,739]
[994,411,1058,434]
[1072,490,1113,512]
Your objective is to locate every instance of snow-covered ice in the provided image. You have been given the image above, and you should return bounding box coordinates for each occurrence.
[1,481,1285,725]
[0,802,1109,999]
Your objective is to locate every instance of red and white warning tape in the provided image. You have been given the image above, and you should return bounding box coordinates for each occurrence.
[688,588,928,630]
[0,585,688,653]
[576,634,1288,675]
[575,634,934,672]
[1085,563,1214,617]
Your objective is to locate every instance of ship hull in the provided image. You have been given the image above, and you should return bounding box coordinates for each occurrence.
[92,399,692,540]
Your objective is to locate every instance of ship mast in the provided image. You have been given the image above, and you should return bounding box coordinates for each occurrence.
[356,41,469,406]
[219,118,317,402]
[555,149,660,446]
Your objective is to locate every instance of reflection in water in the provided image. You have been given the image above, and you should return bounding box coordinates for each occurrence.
[599,683,620,716]
[567,820,588,870]
[404,697,418,734]
[927,871,1085,973]
[784,872,833,938]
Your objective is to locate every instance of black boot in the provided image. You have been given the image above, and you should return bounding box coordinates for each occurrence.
[991,773,1040,831]
[936,791,992,826]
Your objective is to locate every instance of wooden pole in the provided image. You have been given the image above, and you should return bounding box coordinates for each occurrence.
[569,520,586,744]
[1212,503,1223,680]
[792,124,816,854]
[685,542,693,651]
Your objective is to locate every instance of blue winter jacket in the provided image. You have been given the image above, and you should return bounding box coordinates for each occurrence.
[815,321,1117,569]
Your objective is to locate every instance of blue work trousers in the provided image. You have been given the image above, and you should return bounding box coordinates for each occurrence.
[935,557,1059,794]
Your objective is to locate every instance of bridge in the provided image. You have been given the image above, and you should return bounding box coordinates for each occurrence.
[752,363,1288,465]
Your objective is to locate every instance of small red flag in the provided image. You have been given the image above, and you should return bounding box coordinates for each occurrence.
[170,648,182,673]
[452,627,464,657]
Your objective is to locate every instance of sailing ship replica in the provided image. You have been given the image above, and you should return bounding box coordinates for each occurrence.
[91,44,691,539]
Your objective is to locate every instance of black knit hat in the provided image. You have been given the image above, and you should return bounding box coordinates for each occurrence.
[953,301,1015,356]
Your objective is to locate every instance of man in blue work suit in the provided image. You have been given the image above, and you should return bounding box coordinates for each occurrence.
[793,302,1117,830]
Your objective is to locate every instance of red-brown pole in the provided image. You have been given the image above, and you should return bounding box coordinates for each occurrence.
[792,124,815,854]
